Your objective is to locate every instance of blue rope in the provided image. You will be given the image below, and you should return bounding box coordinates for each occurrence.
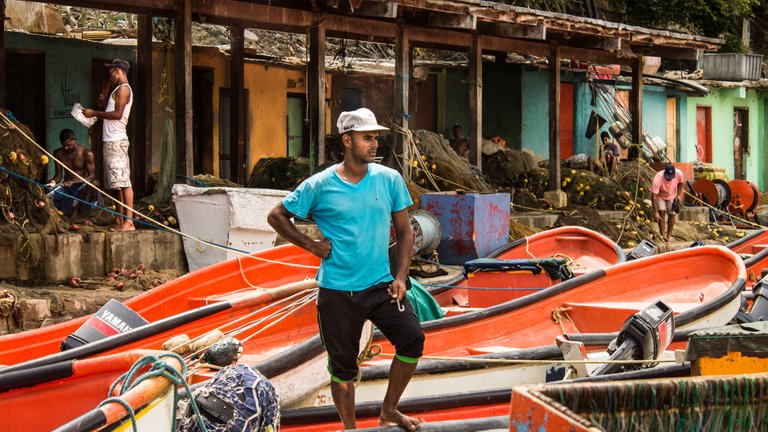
[0,166,253,256]
[413,256,464,270]
[421,282,545,291]
[102,352,209,432]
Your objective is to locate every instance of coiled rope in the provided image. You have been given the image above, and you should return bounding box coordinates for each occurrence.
[99,352,208,432]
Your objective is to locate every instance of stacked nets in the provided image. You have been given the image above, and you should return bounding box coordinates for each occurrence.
[0,109,63,235]
[409,130,493,193]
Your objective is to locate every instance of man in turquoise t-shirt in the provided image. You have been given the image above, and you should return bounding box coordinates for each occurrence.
[268,108,423,430]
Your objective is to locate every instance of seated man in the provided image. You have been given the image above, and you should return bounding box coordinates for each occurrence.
[47,129,100,219]
[450,124,470,158]
[600,131,620,175]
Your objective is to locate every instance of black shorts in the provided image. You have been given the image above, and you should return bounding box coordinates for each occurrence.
[316,281,425,382]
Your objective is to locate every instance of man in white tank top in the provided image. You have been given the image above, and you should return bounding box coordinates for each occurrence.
[83,58,135,231]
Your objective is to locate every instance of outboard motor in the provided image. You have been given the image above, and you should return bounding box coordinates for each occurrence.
[60,299,148,351]
[592,300,674,376]
[746,279,768,322]
[626,239,657,261]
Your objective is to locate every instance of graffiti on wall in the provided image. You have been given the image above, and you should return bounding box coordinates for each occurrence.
[52,67,80,118]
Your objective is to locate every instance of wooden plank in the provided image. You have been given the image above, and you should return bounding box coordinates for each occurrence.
[548,43,561,192]
[477,21,546,40]
[427,12,476,30]
[629,56,643,159]
[230,25,244,184]
[394,20,410,178]
[193,0,309,33]
[174,0,193,180]
[630,45,701,61]
[308,13,326,170]
[355,0,398,18]
[135,14,153,193]
[0,0,5,108]
[468,33,482,169]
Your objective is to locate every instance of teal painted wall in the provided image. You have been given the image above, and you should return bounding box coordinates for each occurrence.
[683,88,766,189]
[519,66,549,157]
[6,32,136,177]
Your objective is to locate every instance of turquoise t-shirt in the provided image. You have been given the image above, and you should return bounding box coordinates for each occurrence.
[282,163,413,291]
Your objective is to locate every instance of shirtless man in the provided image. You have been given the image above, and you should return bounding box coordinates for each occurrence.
[47,129,98,219]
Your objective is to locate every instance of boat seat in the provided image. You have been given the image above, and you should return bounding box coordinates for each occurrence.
[463,258,571,281]
[752,245,768,254]
[561,301,699,333]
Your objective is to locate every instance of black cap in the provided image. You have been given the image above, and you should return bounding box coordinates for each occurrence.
[104,58,130,74]
[663,164,676,180]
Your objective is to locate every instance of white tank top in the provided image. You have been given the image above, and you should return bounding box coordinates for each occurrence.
[102,83,133,142]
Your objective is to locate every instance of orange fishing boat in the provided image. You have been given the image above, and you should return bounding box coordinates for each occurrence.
[0,226,622,375]
[259,245,744,418]
[0,350,181,432]
[727,228,768,255]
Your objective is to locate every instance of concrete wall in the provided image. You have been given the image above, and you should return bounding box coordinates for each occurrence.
[683,87,766,189]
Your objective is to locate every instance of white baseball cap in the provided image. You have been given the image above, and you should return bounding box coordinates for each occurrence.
[336,108,389,134]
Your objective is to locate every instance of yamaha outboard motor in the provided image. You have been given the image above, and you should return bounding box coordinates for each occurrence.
[592,300,674,376]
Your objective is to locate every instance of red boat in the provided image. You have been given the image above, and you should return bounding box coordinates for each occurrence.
[0,350,180,432]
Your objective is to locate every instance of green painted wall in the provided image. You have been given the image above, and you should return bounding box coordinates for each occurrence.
[483,62,521,149]
[6,32,136,178]
[683,88,766,189]
[442,69,469,138]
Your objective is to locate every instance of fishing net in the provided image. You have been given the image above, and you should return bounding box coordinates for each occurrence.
[531,374,768,431]
[0,109,64,237]
[509,219,541,240]
[143,118,176,206]
[407,129,493,192]
[483,147,538,188]
[247,156,310,190]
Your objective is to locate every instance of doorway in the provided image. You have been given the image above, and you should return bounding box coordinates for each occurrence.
[6,51,46,179]
[218,88,248,181]
[734,108,749,180]
[192,68,214,174]
[287,94,309,158]
[665,97,677,162]
[696,106,712,163]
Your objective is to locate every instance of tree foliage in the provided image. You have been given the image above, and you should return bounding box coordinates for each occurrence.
[618,0,758,52]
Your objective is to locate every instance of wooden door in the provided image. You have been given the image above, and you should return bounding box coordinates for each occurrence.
[287,95,308,158]
[734,108,748,180]
[192,67,214,175]
[559,82,574,159]
[696,106,712,163]
[665,97,677,162]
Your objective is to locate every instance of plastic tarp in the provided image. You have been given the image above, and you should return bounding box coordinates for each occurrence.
[407,277,445,322]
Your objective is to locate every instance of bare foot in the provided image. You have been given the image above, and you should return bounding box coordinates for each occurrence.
[379,410,421,431]
[111,221,135,232]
